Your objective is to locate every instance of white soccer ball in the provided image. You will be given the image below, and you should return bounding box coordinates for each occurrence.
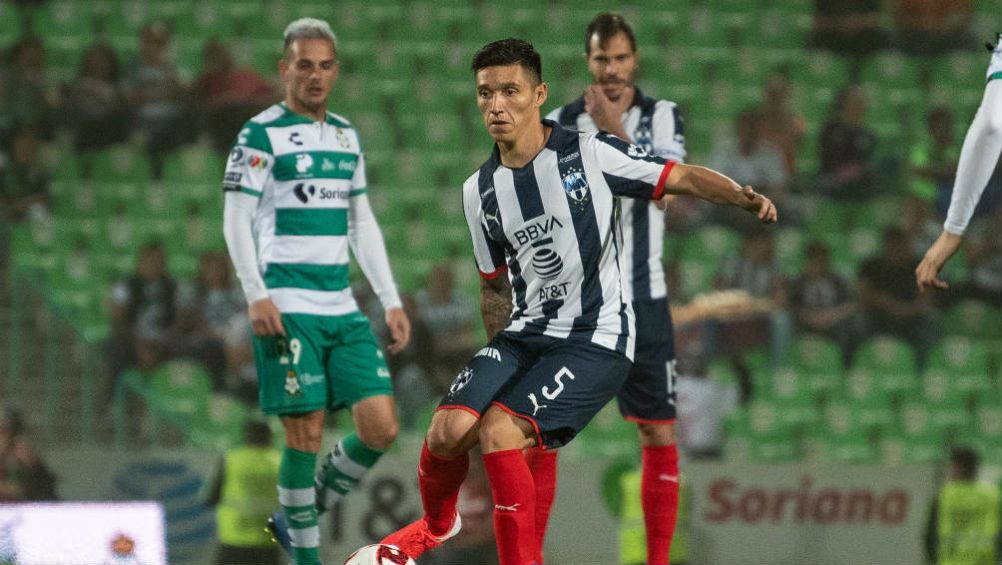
[343,544,416,565]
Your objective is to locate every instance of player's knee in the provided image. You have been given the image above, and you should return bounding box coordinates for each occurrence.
[426,410,478,457]
[356,420,398,451]
[636,422,674,447]
[479,408,535,453]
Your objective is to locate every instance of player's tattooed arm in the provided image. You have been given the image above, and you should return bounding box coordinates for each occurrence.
[480,275,513,341]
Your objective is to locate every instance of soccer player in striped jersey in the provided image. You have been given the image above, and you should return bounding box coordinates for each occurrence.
[221,18,410,565]
[542,13,684,565]
[381,39,775,565]
[917,34,1002,291]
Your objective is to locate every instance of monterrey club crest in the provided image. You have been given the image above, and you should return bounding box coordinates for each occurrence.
[449,367,474,395]
[561,171,590,204]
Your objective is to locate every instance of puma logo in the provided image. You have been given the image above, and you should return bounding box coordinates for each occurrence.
[658,474,679,483]
[494,503,520,512]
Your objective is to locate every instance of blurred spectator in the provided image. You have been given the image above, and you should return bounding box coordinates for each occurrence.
[123,22,191,179]
[421,448,498,565]
[674,354,744,460]
[959,204,1002,307]
[789,241,860,366]
[106,241,179,387]
[924,447,1002,565]
[204,419,281,565]
[62,41,129,158]
[908,107,959,215]
[808,0,891,66]
[0,124,50,224]
[714,229,791,365]
[414,263,478,392]
[758,67,806,177]
[174,251,244,390]
[0,36,55,138]
[0,407,57,502]
[192,40,275,154]
[857,227,936,362]
[894,0,972,56]
[901,195,942,258]
[709,107,789,206]
[817,85,878,200]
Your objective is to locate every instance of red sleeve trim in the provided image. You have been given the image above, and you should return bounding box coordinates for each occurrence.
[479,266,508,280]
[652,160,676,200]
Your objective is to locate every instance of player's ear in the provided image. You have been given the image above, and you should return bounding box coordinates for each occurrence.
[535,81,548,107]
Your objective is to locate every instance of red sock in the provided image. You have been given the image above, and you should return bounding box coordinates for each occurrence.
[483,449,537,565]
[419,441,469,535]
[642,444,679,565]
[525,447,558,564]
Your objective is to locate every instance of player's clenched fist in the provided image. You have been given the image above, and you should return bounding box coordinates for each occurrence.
[249,297,286,336]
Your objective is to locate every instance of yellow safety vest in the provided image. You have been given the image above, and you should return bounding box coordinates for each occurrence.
[618,470,687,565]
[216,446,282,547]
[937,480,1001,565]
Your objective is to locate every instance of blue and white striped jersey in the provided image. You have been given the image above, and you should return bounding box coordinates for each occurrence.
[547,87,686,302]
[463,120,675,361]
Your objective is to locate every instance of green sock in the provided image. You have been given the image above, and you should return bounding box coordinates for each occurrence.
[315,432,384,513]
[279,447,320,565]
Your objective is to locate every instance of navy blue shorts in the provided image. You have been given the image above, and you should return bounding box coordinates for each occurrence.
[617,298,677,422]
[439,332,632,449]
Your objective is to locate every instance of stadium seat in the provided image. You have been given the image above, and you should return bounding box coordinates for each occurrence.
[767,367,820,430]
[921,368,972,437]
[853,335,918,400]
[843,368,895,432]
[162,145,226,183]
[89,146,153,183]
[146,360,214,426]
[816,400,877,463]
[926,336,992,396]
[790,335,843,400]
[944,300,1002,345]
[576,401,639,459]
[188,393,249,450]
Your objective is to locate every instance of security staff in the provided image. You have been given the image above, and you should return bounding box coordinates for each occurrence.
[925,447,1002,565]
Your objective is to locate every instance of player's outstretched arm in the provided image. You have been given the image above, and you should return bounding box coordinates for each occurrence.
[916,81,1002,291]
[480,275,513,342]
[664,163,777,224]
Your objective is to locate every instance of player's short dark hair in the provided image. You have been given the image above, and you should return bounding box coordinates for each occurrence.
[950,446,979,480]
[471,38,542,85]
[585,12,637,55]
[244,419,273,446]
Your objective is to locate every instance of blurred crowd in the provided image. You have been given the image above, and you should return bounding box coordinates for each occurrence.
[0,1,1000,461]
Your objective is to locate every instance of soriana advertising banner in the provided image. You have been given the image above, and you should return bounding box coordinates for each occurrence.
[684,462,937,565]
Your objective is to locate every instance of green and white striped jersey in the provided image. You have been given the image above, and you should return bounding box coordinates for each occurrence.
[222,103,369,316]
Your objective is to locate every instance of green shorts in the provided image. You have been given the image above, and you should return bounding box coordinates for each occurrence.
[252,311,392,416]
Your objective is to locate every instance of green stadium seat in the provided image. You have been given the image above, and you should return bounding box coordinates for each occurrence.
[575,401,639,459]
[188,393,249,450]
[768,367,820,430]
[921,368,972,436]
[944,300,1002,345]
[853,335,918,400]
[843,368,895,432]
[162,145,226,183]
[89,146,153,183]
[790,335,843,400]
[775,227,805,273]
[926,336,992,396]
[861,52,922,90]
[881,434,943,466]
[676,258,716,300]
[146,360,214,426]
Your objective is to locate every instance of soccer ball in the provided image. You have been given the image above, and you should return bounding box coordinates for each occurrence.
[343,544,415,565]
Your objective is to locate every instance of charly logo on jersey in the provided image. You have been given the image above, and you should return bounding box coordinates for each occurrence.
[449,367,474,395]
[289,131,303,146]
[561,171,590,204]
[295,153,314,174]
